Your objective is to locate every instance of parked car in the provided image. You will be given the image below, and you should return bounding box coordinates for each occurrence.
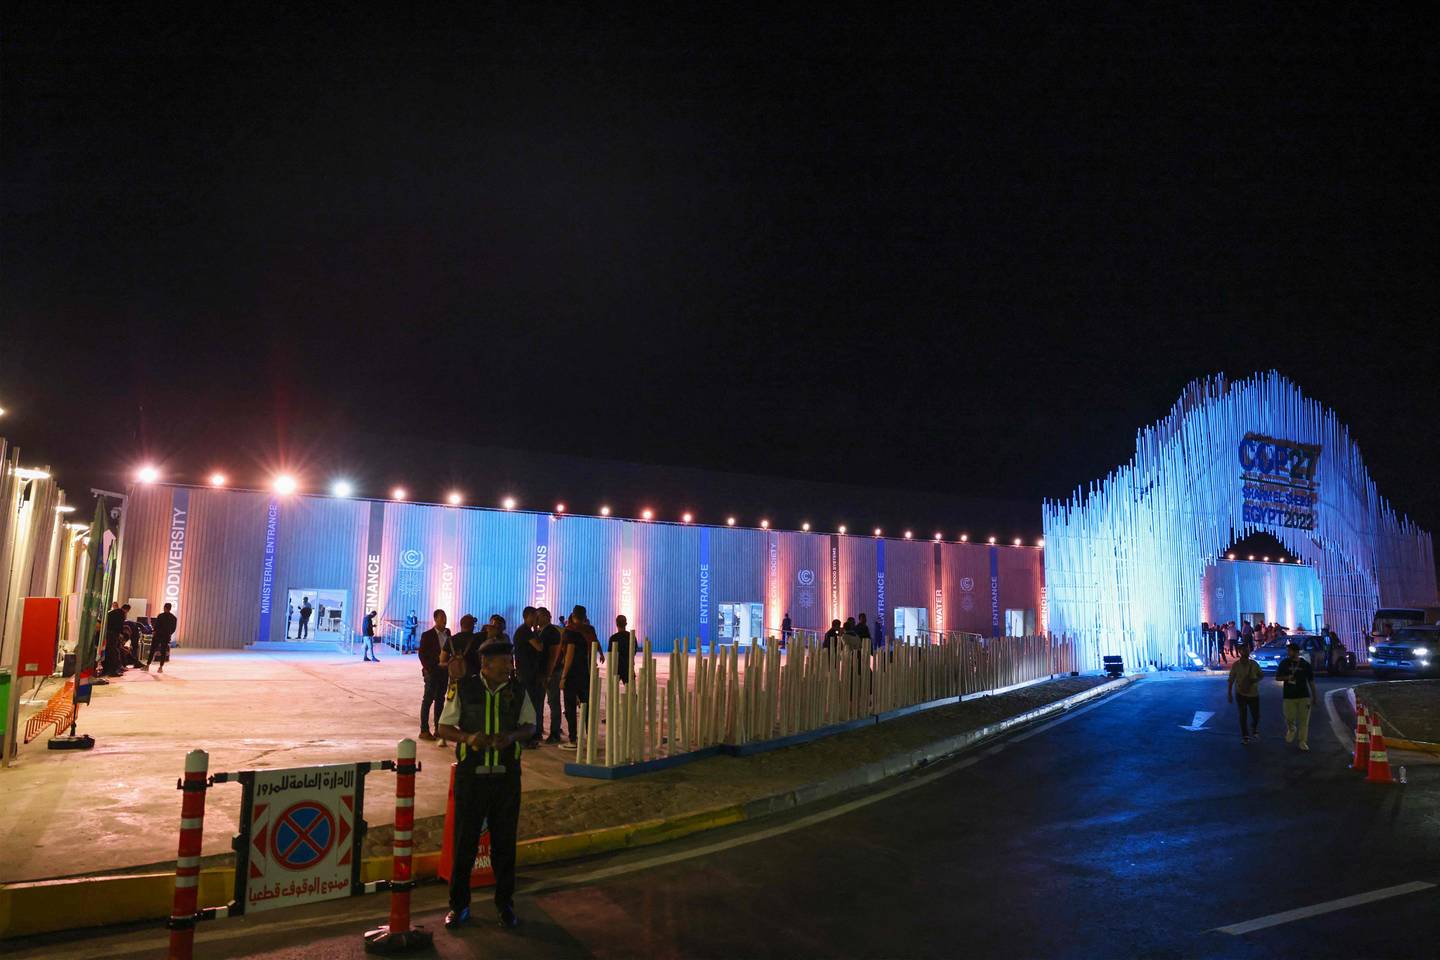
[1252,631,1355,676]
[1369,625,1440,679]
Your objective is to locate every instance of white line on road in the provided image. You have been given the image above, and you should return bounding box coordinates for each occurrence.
[1215,881,1435,935]
[1326,686,1354,753]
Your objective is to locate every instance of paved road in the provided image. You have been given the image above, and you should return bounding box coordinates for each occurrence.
[16,674,1439,958]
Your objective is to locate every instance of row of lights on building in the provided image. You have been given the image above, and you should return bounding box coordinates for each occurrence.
[133,466,1044,546]
[1225,553,1294,563]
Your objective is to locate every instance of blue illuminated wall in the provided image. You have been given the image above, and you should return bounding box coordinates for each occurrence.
[119,485,1047,651]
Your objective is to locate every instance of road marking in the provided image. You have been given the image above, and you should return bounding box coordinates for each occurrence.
[1326,686,1354,752]
[1215,881,1435,934]
[1179,710,1215,731]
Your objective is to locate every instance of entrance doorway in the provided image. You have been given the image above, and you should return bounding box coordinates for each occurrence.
[718,601,764,643]
[893,607,929,641]
[286,588,349,641]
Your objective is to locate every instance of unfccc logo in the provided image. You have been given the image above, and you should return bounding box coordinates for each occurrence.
[399,549,423,569]
[959,577,975,592]
[797,569,815,586]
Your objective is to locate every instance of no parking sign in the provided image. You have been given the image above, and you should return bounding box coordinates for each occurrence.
[232,763,372,914]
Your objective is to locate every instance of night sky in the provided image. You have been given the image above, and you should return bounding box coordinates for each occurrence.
[3,7,1436,543]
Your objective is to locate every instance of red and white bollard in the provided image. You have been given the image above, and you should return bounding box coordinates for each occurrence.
[364,738,433,953]
[167,749,210,960]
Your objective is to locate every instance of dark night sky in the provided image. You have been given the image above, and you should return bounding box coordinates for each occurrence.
[3,6,1437,541]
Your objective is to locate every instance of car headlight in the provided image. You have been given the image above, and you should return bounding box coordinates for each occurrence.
[1412,647,1429,656]
[1368,645,1376,653]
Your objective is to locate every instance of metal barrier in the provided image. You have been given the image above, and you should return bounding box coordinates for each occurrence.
[164,740,428,960]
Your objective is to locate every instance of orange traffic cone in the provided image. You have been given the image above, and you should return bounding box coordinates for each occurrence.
[1365,716,1394,784]
[1351,702,1370,771]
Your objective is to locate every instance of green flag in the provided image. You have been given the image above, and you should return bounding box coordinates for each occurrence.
[72,497,116,705]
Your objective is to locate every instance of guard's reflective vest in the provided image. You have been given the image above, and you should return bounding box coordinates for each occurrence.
[453,675,525,775]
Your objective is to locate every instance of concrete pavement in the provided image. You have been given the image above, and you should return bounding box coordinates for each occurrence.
[10,671,1436,957]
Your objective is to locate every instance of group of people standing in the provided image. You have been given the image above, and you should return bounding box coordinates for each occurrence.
[99,601,177,676]
[416,603,635,752]
[1201,619,1290,663]
[821,612,881,651]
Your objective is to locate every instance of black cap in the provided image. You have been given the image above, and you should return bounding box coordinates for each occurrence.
[479,639,514,657]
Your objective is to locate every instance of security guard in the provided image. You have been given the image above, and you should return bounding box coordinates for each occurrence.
[436,638,534,930]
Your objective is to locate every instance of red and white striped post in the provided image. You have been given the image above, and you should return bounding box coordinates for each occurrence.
[167,749,210,960]
[363,738,432,954]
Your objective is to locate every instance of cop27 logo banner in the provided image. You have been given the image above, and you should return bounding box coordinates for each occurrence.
[1238,433,1322,531]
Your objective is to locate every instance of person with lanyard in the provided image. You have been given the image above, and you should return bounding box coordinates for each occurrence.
[436,637,534,931]
[534,606,565,745]
[1275,641,1317,751]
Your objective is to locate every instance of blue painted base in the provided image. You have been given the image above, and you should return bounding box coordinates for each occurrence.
[564,745,724,780]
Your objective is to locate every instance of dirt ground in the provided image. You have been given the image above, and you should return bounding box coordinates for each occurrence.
[1355,679,1440,743]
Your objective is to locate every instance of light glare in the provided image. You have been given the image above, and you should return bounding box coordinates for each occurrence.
[332,480,354,498]
[392,487,408,501]
[136,465,159,484]
[273,474,297,495]
[209,472,227,487]
[447,491,462,505]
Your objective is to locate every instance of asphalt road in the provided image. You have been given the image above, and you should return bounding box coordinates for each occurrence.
[15,674,1439,959]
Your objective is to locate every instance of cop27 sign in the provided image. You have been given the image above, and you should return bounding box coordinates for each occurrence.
[1238,433,1322,531]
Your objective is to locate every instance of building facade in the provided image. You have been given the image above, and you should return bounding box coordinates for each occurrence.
[118,484,1047,653]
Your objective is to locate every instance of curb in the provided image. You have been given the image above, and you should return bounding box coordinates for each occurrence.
[0,675,1136,941]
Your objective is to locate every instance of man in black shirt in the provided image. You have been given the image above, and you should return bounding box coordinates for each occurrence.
[146,602,177,672]
[298,596,313,639]
[854,612,872,643]
[513,607,544,748]
[534,607,564,745]
[1275,643,1317,752]
[608,614,633,684]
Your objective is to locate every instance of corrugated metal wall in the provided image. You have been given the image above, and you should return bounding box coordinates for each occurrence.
[120,484,1047,652]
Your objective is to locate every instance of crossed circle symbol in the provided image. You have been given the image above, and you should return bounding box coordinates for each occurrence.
[272,802,335,870]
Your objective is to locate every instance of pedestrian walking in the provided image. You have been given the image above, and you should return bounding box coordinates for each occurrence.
[362,609,380,661]
[535,607,564,745]
[608,614,633,684]
[436,638,533,931]
[298,596,313,639]
[1275,642,1317,751]
[1227,643,1263,742]
[781,612,793,644]
[418,609,451,741]
[145,602,177,672]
